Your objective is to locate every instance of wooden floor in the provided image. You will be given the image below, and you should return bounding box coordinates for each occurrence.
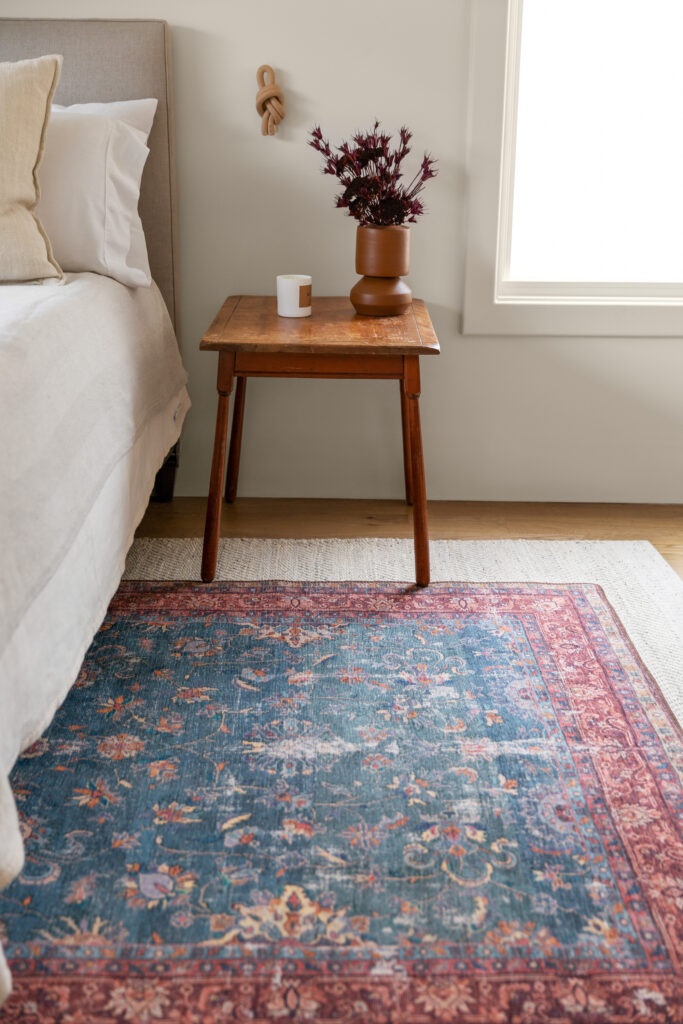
[138,499,683,581]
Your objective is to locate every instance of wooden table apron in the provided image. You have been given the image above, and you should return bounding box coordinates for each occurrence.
[199,296,440,586]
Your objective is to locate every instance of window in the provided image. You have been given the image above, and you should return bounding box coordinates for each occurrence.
[462,0,683,335]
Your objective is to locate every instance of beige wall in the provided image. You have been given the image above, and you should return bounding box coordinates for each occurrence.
[5,0,683,501]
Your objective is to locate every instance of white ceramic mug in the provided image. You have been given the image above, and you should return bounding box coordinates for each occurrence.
[276,274,312,317]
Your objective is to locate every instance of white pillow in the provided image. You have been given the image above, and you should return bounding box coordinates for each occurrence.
[52,98,157,136]
[36,98,158,287]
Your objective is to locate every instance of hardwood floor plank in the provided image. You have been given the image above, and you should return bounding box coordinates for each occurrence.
[137,499,683,580]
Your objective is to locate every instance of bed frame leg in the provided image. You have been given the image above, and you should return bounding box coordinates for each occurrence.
[151,443,179,502]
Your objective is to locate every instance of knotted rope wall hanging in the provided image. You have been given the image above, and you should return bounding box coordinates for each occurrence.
[255,64,285,136]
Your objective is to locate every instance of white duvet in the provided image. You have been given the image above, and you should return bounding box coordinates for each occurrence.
[0,273,190,1005]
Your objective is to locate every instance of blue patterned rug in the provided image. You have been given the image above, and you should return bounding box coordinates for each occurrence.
[1,580,682,1021]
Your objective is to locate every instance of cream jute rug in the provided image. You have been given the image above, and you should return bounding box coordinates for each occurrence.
[124,537,683,727]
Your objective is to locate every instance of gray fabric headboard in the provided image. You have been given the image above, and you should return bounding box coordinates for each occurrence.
[0,19,179,328]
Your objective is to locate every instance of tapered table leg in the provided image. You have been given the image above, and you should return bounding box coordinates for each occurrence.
[225,375,247,503]
[400,382,414,506]
[403,357,429,586]
[202,352,235,582]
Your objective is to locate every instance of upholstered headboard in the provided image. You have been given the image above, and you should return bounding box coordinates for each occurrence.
[0,19,179,328]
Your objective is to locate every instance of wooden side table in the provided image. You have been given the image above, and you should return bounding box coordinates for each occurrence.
[199,295,440,585]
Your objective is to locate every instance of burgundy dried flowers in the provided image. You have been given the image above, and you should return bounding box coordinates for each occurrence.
[308,121,437,227]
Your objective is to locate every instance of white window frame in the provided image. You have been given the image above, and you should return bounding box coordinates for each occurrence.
[462,0,683,336]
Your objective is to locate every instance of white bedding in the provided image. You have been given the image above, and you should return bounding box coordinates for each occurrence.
[0,273,190,1000]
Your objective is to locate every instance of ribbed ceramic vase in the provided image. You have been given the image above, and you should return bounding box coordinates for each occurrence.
[349,225,412,316]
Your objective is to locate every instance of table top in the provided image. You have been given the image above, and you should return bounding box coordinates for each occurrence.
[200,296,441,356]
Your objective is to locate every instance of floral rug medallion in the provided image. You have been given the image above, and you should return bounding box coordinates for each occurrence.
[1,581,682,1022]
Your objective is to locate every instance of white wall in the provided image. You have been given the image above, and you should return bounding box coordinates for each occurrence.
[6,0,683,501]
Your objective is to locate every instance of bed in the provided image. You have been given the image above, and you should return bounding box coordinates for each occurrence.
[0,19,190,1003]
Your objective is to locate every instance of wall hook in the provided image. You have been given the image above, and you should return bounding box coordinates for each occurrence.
[255,64,285,136]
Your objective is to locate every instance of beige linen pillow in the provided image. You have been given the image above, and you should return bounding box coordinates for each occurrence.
[0,54,63,282]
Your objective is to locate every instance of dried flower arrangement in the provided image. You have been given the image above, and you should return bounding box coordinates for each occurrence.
[308,121,437,227]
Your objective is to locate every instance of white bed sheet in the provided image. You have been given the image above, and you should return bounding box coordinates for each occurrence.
[0,387,190,1006]
[0,273,190,997]
[1,273,187,658]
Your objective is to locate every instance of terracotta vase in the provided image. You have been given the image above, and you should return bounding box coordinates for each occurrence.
[350,225,412,316]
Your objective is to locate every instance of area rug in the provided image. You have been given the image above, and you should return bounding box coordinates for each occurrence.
[2,562,683,1020]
